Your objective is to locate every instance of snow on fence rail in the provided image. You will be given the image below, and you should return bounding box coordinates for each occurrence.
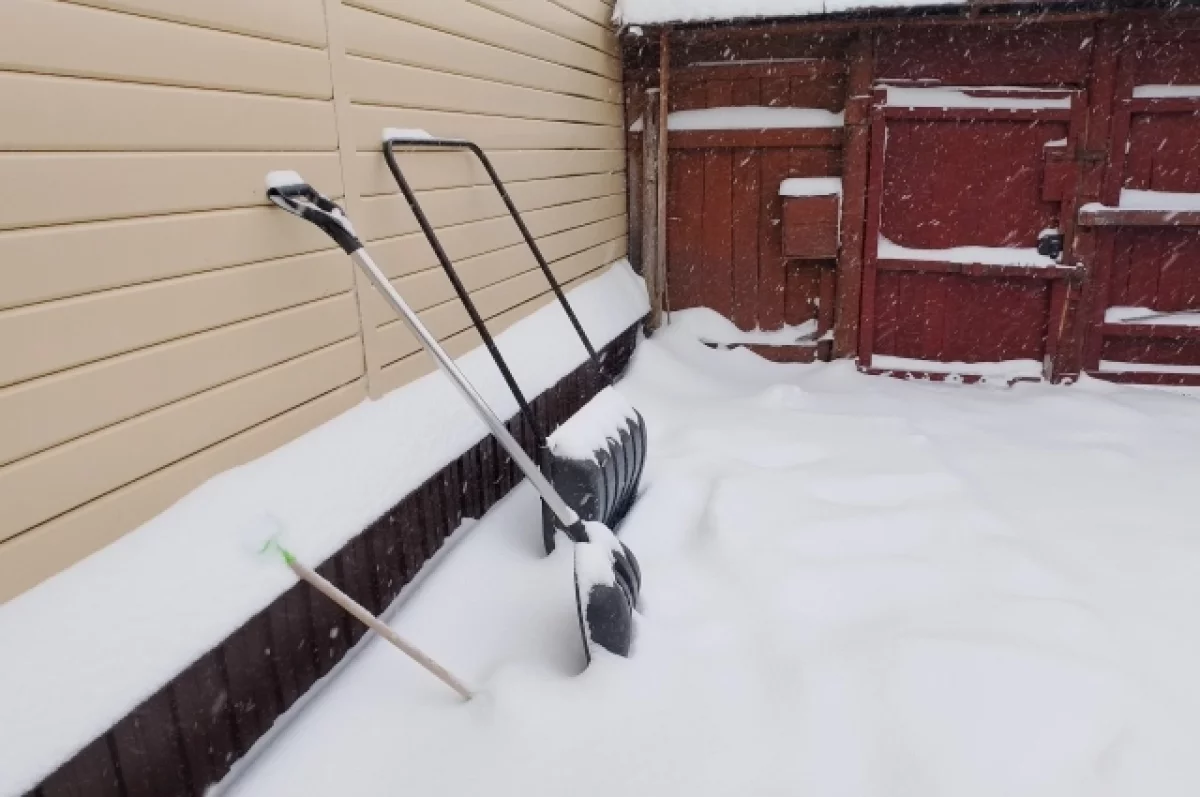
[629,105,844,131]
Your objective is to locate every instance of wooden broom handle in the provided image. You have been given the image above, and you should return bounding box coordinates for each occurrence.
[288,557,473,701]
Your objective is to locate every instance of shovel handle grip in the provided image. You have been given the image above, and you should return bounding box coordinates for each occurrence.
[267,180,362,255]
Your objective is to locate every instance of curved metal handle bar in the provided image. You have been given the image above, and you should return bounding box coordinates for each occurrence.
[381,140,545,444]
[349,248,584,535]
[264,175,586,538]
[382,136,610,383]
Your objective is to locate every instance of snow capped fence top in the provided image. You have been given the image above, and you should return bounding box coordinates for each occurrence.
[614,0,965,25]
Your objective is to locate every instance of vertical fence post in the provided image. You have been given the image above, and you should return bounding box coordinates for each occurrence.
[641,90,664,330]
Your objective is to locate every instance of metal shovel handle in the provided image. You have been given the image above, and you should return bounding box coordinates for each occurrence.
[382,132,608,380]
[265,174,586,537]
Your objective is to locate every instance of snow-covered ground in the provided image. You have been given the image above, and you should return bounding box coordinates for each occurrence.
[226,321,1200,797]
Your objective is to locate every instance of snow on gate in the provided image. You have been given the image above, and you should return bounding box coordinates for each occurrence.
[623,15,1200,383]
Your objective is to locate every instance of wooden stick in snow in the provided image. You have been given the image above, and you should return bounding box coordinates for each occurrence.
[277,545,473,700]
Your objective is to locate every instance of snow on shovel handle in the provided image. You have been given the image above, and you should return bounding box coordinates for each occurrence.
[263,539,473,701]
[265,172,362,256]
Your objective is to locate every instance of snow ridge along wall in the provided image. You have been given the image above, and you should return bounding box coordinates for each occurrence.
[6,264,649,797]
[25,325,643,797]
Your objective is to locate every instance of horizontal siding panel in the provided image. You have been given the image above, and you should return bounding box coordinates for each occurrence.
[0,294,360,467]
[550,0,616,28]
[0,205,340,311]
[367,194,626,282]
[355,148,622,196]
[0,338,365,544]
[0,251,353,388]
[347,0,618,81]
[471,0,616,57]
[346,55,616,126]
[1,0,332,100]
[0,152,342,231]
[341,5,619,103]
[352,104,621,152]
[375,236,626,363]
[375,259,617,394]
[367,218,627,323]
[64,0,328,48]
[0,72,337,151]
[356,171,625,241]
[0,381,364,602]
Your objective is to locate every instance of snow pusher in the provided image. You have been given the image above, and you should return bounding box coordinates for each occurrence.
[266,172,638,659]
[381,129,648,561]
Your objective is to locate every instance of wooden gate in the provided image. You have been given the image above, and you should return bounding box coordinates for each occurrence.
[858,85,1086,379]
[1079,32,1200,383]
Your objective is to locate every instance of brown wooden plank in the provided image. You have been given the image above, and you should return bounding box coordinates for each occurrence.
[706,79,734,108]
[393,492,426,583]
[367,512,404,610]
[308,560,348,678]
[761,76,790,107]
[875,23,1093,85]
[1078,208,1200,227]
[632,62,846,83]
[40,736,123,797]
[479,435,499,513]
[731,148,761,330]
[223,613,283,755]
[858,105,889,365]
[758,148,791,330]
[460,444,484,521]
[833,30,874,358]
[817,265,837,339]
[667,129,842,149]
[731,78,761,107]
[784,264,818,326]
[701,147,734,318]
[111,688,190,797]
[337,535,377,645]
[172,650,237,793]
[419,478,449,561]
[442,458,465,533]
[641,91,664,329]
[268,582,320,711]
[666,149,706,310]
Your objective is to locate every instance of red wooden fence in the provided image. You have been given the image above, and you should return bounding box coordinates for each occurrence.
[624,11,1200,383]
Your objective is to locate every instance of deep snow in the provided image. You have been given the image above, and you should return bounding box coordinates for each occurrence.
[225,316,1200,797]
[0,263,648,797]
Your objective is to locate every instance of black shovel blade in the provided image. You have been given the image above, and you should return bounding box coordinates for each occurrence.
[573,535,636,661]
[544,408,648,554]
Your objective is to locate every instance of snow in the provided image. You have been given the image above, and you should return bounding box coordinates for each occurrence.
[0,262,648,797]
[870,355,1043,381]
[668,306,818,345]
[615,0,961,24]
[264,170,305,189]
[223,316,1200,797]
[1100,360,1200,375]
[1106,306,1200,326]
[1133,85,1200,99]
[629,105,843,132]
[879,236,1058,267]
[381,127,435,142]
[780,177,842,197]
[1115,189,1200,211]
[883,86,1072,110]
[547,387,640,462]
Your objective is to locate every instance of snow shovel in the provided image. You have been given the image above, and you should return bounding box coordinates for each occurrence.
[381,130,648,559]
[266,172,637,659]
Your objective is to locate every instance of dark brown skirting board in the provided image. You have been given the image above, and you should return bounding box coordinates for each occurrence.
[30,324,641,797]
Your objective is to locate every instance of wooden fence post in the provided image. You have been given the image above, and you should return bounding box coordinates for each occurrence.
[641,91,664,330]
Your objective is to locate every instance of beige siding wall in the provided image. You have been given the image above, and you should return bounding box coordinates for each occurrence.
[0,0,625,603]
